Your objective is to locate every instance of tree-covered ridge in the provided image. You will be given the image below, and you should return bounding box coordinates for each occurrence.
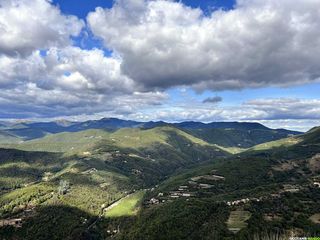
[0,118,301,148]
[0,124,318,239]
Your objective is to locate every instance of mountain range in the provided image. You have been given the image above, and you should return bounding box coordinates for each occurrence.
[0,118,318,240]
[0,118,301,148]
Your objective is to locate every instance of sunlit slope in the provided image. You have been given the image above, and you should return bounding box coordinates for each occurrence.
[0,147,134,220]
[246,126,319,152]
[155,125,320,199]
[0,126,231,216]
[0,126,232,190]
[0,126,233,154]
[116,126,320,240]
[0,147,131,191]
[104,190,145,217]
[0,118,301,148]
[0,126,232,238]
[0,126,317,239]
[247,136,301,151]
[0,129,111,153]
[92,126,232,185]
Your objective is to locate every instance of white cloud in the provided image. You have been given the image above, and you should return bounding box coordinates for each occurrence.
[257,119,320,132]
[0,0,84,56]
[244,98,320,120]
[0,46,137,92]
[0,80,168,118]
[0,0,167,119]
[0,0,319,132]
[88,0,320,91]
[116,97,320,131]
[42,47,136,93]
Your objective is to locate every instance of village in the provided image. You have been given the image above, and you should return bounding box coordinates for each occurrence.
[145,172,320,208]
[145,172,226,206]
[226,180,320,207]
[0,218,23,228]
[0,205,36,228]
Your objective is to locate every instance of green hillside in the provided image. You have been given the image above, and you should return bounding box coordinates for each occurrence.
[0,126,231,238]
[0,129,112,153]
[116,126,320,239]
[299,126,320,144]
[0,127,231,186]
[0,119,301,146]
[0,126,231,153]
[104,190,145,217]
[245,127,319,153]
[184,128,300,148]
[247,136,300,151]
[0,125,319,239]
[157,124,320,195]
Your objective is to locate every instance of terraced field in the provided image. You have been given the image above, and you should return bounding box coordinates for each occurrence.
[226,210,251,233]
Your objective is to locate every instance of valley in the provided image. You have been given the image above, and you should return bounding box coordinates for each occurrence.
[0,119,319,239]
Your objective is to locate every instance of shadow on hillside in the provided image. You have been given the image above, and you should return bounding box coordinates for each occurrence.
[0,148,61,160]
[0,166,42,179]
[0,205,108,240]
[0,200,229,240]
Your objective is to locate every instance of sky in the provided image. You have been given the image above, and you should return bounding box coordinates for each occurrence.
[0,0,320,131]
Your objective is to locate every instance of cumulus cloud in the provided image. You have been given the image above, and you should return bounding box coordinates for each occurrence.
[0,46,168,118]
[0,80,168,118]
[128,105,263,123]
[0,0,320,130]
[88,0,320,91]
[0,0,84,56]
[0,0,169,119]
[202,96,222,104]
[0,46,136,93]
[244,98,320,120]
[42,47,136,93]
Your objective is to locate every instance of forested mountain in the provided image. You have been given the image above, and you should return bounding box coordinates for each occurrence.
[0,118,301,148]
[0,121,318,240]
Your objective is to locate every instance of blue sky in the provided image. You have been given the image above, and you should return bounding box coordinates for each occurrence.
[52,0,114,19]
[52,0,236,18]
[0,0,319,131]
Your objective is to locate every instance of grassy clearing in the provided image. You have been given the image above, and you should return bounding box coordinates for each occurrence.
[309,213,320,224]
[171,128,209,146]
[105,190,145,218]
[226,210,251,233]
[217,146,245,154]
[248,137,300,151]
